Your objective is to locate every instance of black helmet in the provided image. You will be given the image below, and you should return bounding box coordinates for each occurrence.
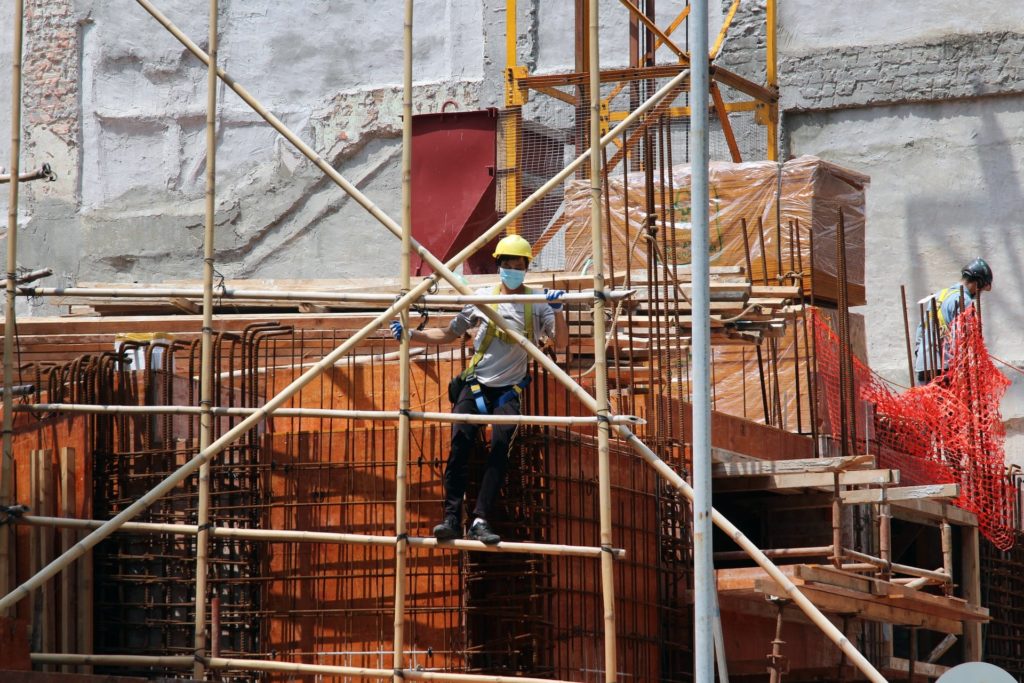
[961,257,993,288]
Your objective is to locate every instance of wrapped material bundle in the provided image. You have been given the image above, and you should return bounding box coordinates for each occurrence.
[556,155,870,305]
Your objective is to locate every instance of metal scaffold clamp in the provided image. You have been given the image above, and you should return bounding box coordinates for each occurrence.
[0,504,29,526]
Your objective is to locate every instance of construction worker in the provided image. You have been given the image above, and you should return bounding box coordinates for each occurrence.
[913,257,993,385]
[390,234,568,544]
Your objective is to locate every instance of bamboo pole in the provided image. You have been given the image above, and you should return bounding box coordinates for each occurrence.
[0,0,25,612]
[19,515,626,559]
[588,3,617,680]
[843,549,951,584]
[392,2,414,681]
[31,653,581,683]
[192,0,219,676]
[17,403,645,426]
[19,286,635,305]
[59,448,75,671]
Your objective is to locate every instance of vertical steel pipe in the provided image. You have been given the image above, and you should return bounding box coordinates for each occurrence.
[0,0,25,611]
[588,2,617,680]
[689,0,714,680]
[392,1,414,680]
[192,0,218,676]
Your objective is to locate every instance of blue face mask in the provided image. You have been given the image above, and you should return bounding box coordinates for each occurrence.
[499,267,526,290]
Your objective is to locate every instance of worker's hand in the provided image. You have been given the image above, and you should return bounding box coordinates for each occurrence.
[389,320,409,341]
[545,289,565,311]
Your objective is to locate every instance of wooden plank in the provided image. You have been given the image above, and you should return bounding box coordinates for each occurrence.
[882,657,949,680]
[841,484,959,505]
[752,579,964,634]
[713,468,897,493]
[889,498,977,528]
[962,525,982,660]
[712,454,875,477]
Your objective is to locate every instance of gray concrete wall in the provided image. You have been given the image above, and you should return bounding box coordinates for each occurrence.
[774,2,1024,462]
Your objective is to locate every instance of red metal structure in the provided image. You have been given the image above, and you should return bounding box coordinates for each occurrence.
[411,108,499,275]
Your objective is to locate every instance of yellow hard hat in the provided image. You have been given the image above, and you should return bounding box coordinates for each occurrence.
[492,234,533,261]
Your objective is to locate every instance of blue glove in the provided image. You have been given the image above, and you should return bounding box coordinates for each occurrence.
[389,320,407,341]
[545,289,565,311]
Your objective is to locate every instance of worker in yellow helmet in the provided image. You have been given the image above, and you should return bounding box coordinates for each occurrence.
[390,234,567,544]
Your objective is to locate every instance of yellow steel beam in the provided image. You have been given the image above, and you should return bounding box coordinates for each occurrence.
[617,0,688,63]
[766,0,778,160]
[710,0,741,60]
[607,99,758,121]
[504,0,522,232]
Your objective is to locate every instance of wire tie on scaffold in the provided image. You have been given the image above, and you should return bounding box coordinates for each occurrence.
[593,289,608,302]
[396,532,409,543]
[398,408,412,418]
[198,521,216,532]
[0,504,29,526]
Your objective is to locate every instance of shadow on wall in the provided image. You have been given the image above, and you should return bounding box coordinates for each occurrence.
[903,99,1024,457]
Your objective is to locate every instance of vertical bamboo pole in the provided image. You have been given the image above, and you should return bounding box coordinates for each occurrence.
[940,520,953,597]
[59,448,76,672]
[391,1,414,680]
[39,451,54,662]
[0,0,25,612]
[76,443,92,673]
[192,0,218,677]
[690,0,715,679]
[587,3,617,680]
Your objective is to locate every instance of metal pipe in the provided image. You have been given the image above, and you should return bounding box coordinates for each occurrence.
[900,285,915,386]
[392,3,414,681]
[16,403,646,426]
[0,0,24,611]
[192,0,218,675]
[19,515,626,559]
[588,3,617,680]
[689,1,715,679]
[19,286,635,304]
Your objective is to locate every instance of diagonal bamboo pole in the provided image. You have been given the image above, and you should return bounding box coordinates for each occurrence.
[192,0,219,676]
[588,2,617,680]
[0,0,25,612]
[392,1,414,681]
[9,7,887,680]
[0,63,680,605]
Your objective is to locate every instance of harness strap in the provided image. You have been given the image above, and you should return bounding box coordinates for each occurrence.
[461,285,533,381]
[494,375,532,410]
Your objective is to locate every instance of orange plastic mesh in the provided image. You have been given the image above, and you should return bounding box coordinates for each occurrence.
[813,307,1014,550]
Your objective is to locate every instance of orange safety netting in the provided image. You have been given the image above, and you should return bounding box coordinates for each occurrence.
[813,306,1015,550]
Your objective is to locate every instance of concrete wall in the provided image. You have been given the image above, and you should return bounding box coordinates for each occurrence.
[1,0,1021,457]
[773,1,1024,462]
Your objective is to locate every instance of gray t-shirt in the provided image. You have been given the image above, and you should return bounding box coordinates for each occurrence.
[448,286,557,387]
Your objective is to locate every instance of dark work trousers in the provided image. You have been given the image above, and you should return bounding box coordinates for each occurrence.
[443,380,522,521]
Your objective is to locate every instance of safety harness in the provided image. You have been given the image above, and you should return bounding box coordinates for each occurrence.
[932,286,963,331]
[461,285,534,414]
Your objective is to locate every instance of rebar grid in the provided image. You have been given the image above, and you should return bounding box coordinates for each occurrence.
[0,2,894,682]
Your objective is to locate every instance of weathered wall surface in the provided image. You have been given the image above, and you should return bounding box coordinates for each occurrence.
[2,0,490,294]
[772,1,1024,461]
[2,1,1022,457]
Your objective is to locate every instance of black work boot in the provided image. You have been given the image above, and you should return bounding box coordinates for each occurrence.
[433,514,460,541]
[467,518,500,545]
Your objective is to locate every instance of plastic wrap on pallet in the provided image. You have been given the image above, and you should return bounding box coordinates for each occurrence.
[554,156,869,305]
[694,307,868,434]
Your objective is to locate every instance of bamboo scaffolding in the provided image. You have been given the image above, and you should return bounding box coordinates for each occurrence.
[16,403,645,426]
[17,515,627,559]
[588,3,617,679]
[18,286,635,305]
[392,3,414,680]
[0,0,24,611]
[191,0,218,675]
[1,6,890,681]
